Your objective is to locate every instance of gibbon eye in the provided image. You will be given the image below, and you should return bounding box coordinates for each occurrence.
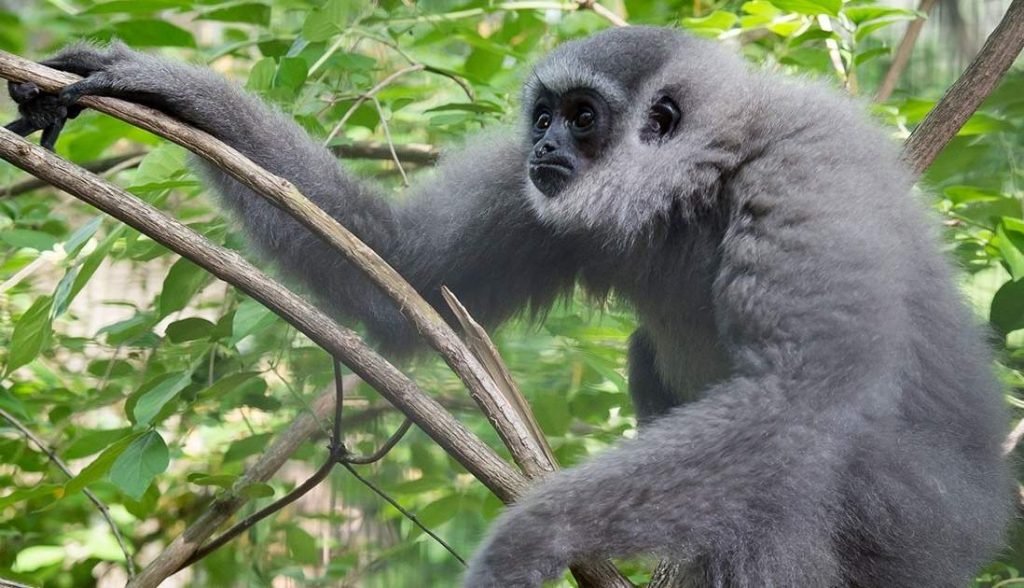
[535,111,552,131]
[573,107,595,129]
[642,97,681,142]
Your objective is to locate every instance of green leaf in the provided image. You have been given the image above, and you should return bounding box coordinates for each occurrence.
[998,219,1024,281]
[131,372,191,426]
[187,473,238,489]
[413,494,462,529]
[109,19,197,48]
[275,56,309,92]
[464,47,503,82]
[854,46,891,67]
[246,57,276,91]
[240,482,274,498]
[64,427,133,460]
[51,266,79,319]
[231,298,278,342]
[198,371,262,402]
[68,225,123,302]
[0,484,62,509]
[165,317,216,343]
[158,258,208,317]
[286,526,319,564]
[0,229,58,251]
[223,432,273,463]
[769,0,839,16]
[82,0,191,15]
[991,279,1024,336]
[200,3,271,26]
[682,10,738,34]
[64,216,102,257]
[302,0,355,42]
[13,545,66,573]
[65,432,144,496]
[98,312,159,346]
[109,431,169,500]
[844,6,917,24]
[5,296,53,375]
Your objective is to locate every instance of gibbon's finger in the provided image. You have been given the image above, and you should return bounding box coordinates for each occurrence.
[7,80,40,104]
[39,119,66,151]
[5,118,39,137]
[57,73,117,107]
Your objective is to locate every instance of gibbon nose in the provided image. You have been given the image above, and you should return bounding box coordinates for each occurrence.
[534,141,558,159]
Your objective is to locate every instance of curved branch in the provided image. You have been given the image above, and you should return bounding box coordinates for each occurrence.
[0,50,555,482]
[0,128,527,587]
[902,0,1024,175]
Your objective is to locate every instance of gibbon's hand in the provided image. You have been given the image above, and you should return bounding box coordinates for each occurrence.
[4,41,194,150]
[5,79,83,150]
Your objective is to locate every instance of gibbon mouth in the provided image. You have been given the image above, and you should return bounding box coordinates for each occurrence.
[528,162,574,198]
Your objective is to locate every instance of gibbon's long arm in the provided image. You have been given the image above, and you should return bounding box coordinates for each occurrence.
[14,43,576,353]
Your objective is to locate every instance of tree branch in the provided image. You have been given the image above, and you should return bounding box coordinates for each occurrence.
[902,0,1024,175]
[0,50,557,483]
[0,128,528,587]
[875,0,939,102]
[0,55,631,588]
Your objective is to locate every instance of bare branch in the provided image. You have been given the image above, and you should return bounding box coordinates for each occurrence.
[333,141,439,164]
[0,50,557,482]
[0,55,632,587]
[902,0,1024,175]
[442,286,558,468]
[875,0,939,102]
[576,0,629,27]
[0,128,529,587]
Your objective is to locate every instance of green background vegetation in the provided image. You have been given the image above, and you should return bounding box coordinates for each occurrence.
[0,0,1022,586]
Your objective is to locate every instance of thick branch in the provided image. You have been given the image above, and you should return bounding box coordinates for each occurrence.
[0,127,527,587]
[875,0,939,102]
[902,0,1024,175]
[0,50,554,481]
[0,57,631,588]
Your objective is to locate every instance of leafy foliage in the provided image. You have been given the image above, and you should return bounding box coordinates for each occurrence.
[0,0,1020,586]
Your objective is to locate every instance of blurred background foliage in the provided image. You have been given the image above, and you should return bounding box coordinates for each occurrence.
[0,0,1021,586]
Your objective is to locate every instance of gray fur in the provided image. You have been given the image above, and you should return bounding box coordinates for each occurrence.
[11,26,1013,587]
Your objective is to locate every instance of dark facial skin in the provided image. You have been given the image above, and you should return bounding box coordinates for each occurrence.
[527,89,682,198]
[527,89,611,198]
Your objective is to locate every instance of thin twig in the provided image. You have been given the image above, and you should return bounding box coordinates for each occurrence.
[0,53,632,587]
[323,64,425,146]
[343,462,467,564]
[0,51,560,482]
[0,407,136,577]
[0,128,530,587]
[875,0,939,102]
[370,96,410,186]
[576,0,629,27]
[818,15,851,91]
[902,0,1024,175]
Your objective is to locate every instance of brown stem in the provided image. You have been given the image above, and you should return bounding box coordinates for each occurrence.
[0,50,557,483]
[0,128,530,587]
[875,0,939,102]
[902,0,1024,175]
